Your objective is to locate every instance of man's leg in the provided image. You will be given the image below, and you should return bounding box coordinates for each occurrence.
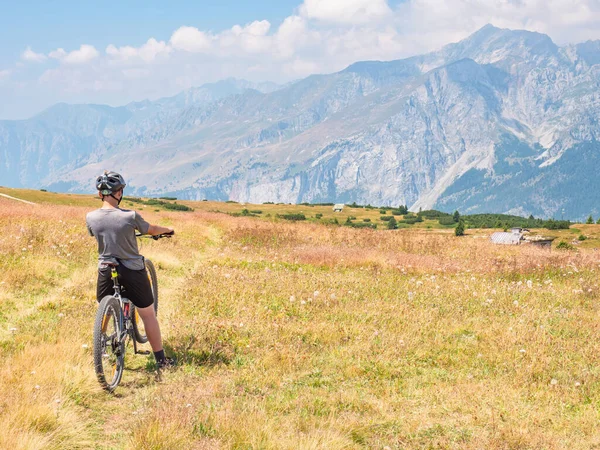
[136,304,163,352]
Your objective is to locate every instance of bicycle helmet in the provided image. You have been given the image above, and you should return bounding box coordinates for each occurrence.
[95,171,126,204]
[96,171,126,195]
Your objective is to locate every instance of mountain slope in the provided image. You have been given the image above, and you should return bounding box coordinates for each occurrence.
[3,26,600,219]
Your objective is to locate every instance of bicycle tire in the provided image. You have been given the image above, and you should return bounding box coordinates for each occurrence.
[93,295,124,392]
[132,259,159,344]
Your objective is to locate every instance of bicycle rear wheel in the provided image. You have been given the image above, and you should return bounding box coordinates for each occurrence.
[93,295,124,392]
[132,259,159,344]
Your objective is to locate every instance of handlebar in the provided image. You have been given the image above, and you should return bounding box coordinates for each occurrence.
[135,231,174,240]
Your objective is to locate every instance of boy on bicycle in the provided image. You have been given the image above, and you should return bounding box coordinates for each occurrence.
[86,171,175,369]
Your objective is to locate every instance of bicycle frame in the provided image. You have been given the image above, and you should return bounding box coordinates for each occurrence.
[109,266,143,355]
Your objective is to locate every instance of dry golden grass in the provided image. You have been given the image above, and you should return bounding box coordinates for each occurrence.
[2,193,600,449]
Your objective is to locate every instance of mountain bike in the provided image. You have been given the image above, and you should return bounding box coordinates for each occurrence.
[92,232,172,392]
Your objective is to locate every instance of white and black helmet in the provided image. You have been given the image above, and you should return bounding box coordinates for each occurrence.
[95,171,126,195]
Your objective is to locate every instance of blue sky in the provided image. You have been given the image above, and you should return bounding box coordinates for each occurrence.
[1,0,599,120]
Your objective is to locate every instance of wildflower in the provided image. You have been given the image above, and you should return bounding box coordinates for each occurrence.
[519,349,526,354]
[575,382,581,387]
[239,323,244,328]
[82,344,88,349]
[398,340,405,347]
[55,399,61,404]
[313,290,320,297]
[526,280,533,288]
[513,301,519,307]
[31,371,36,375]
[186,403,192,408]
[300,300,306,305]
[550,378,558,386]
[408,292,415,300]
[330,293,336,299]
[58,313,65,318]
[9,327,17,332]
[289,295,295,302]
[225,274,231,279]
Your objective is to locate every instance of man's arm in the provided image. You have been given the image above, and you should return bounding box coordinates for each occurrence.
[147,224,174,236]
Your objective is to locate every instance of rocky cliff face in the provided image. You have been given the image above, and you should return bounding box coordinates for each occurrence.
[3,26,600,219]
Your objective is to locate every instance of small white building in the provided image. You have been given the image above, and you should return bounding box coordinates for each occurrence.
[490,231,523,245]
[333,204,344,212]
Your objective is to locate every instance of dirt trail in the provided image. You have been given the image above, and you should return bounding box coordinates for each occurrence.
[0,193,37,205]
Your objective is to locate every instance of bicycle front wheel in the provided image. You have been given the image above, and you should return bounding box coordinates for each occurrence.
[132,259,159,344]
[93,295,124,392]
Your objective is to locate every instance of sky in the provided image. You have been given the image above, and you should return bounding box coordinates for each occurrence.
[2,0,600,120]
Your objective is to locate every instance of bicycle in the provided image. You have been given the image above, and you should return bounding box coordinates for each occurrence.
[92,232,172,392]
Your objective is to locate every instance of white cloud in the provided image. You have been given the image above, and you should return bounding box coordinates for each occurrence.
[22,46,47,62]
[0,70,10,82]
[49,45,99,64]
[300,0,392,24]
[170,26,212,53]
[106,38,171,62]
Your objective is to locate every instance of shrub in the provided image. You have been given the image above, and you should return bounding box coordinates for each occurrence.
[380,216,393,222]
[587,215,594,224]
[579,235,587,241]
[163,203,193,211]
[363,218,371,222]
[159,196,177,200]
[556,241,575,250]
[387,217,398,230]
[380,210,387,215]
[455,220,465,236]
[439,217,456,226]
[278,214,306,221]
[315,213,323,219]
[40,189,47,192]
[250,210,263,214]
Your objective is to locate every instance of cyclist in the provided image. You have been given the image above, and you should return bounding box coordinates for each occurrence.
[86,170,175,369]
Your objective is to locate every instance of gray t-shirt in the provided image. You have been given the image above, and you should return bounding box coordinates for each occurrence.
[86,208,150,270]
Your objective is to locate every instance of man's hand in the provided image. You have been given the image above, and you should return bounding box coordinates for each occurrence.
[147,224,175,236]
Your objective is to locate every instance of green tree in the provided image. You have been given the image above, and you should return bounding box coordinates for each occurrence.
[596,218,600,224]
[587,215,594,224]
[387,216,398,230]
[455,220,465,236]
[453,210,460,223]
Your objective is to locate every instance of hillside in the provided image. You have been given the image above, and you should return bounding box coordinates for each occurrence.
[3,192,600,448]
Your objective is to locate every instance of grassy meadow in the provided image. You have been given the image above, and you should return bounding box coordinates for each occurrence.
[2,188,600,449]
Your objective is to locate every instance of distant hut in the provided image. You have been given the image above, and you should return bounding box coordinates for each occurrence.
[490,231,524,245]
[523,235,555,249]
[333,204,344,212]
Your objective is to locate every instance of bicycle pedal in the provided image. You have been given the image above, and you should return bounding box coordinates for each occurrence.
[136,350,151,355]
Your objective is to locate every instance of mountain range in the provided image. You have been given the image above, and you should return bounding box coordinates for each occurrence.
[2,24,600,220]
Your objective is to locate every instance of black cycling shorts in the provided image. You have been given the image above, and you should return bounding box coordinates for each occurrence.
[97,264,154,309]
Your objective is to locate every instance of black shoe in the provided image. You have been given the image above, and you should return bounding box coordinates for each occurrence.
[157,356,177,370]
